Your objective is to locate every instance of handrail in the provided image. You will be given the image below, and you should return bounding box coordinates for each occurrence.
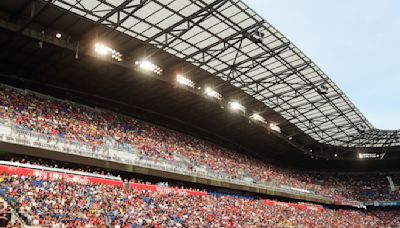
[0,160,121,181]
[0,121,353,204]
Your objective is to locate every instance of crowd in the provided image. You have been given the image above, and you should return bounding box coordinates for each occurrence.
[371,210,400,227]
[0,174,393,227]
[0,85,399,202]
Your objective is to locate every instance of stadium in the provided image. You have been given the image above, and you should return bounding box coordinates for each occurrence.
[0,0,399,227]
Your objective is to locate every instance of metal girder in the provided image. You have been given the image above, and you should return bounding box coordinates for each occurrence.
[250,60,310,86]
[255,78,324,103]
[271,94,342,115]
[304,123,357,138]
[381,131,400,147]
[122,0,256,60]
[198,16,345,143]
[18,0,54,34]
[324,129,400,147]
[78,0,150,39]
[303,108,355,126]
[145,0,229,48]
[254,31,356,140]
[190,35,289,75]
[181,21,264,62]
[93,0,134,25]
[103,0,151,35]
[218,43,292,84]
[287,104,353,125]
[187,36,244,68]
[40,0,400,149]
[219,47,334,142]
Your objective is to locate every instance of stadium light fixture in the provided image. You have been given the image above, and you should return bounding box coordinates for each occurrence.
[358,153,381,159]
[176,75,195,88]
[228,101,245,113]
[205,87,222,100]
[250,113,266,123]
[94,43,122,62]
[135,60,163,75]
[269,123,281,133]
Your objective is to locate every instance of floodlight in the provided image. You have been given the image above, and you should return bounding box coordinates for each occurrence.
[269,123,281,133]
[229,101,245,112]
[94,42,122,61]
[176,75,195,88]
[358,153,380,159]
[55,33,62,39]
[250,113,265,123]
[205,87,222,100]
[135,60,163,75]
[94,43,108,55]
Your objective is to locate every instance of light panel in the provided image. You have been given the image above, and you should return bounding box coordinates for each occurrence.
[176,75,195,88]
[94,43,122,62]
[250,113,266,123]
[135,60,163,75]
[358,153,381,159]
[229,101,245,113]
[205,87,222,101]
[270,123,281,133]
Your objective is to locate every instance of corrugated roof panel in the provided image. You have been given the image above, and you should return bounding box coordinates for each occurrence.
[51,0,392,147]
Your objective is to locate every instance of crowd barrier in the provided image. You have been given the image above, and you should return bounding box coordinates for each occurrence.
[263,200,324,212]
[0,163,123,187]
[129,182,207,196]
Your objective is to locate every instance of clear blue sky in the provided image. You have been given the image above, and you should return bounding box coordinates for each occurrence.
[243,0,400,129]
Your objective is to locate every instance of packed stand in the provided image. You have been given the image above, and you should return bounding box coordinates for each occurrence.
[0,174,390,227]
[0,85,398,202]
[371,210,400,227]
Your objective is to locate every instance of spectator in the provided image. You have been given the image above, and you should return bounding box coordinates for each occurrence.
[0,174,387,227]
[0,85,399,203]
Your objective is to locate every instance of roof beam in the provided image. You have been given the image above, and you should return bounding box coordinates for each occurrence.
[103,0,150,35]
[93,0,134,25]
[17,0,54,34]
[210,43,291,83]
[181,21,264,61]
[145,0,229,46]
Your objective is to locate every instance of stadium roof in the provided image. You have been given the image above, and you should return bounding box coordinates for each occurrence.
[45,0,400,148]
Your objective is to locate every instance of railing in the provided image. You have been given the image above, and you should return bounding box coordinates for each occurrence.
[0,160,121,181]
[0,121,340,203]
[10,207,29,228]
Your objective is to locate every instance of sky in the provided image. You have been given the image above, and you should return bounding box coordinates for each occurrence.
[242,0,400,130]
